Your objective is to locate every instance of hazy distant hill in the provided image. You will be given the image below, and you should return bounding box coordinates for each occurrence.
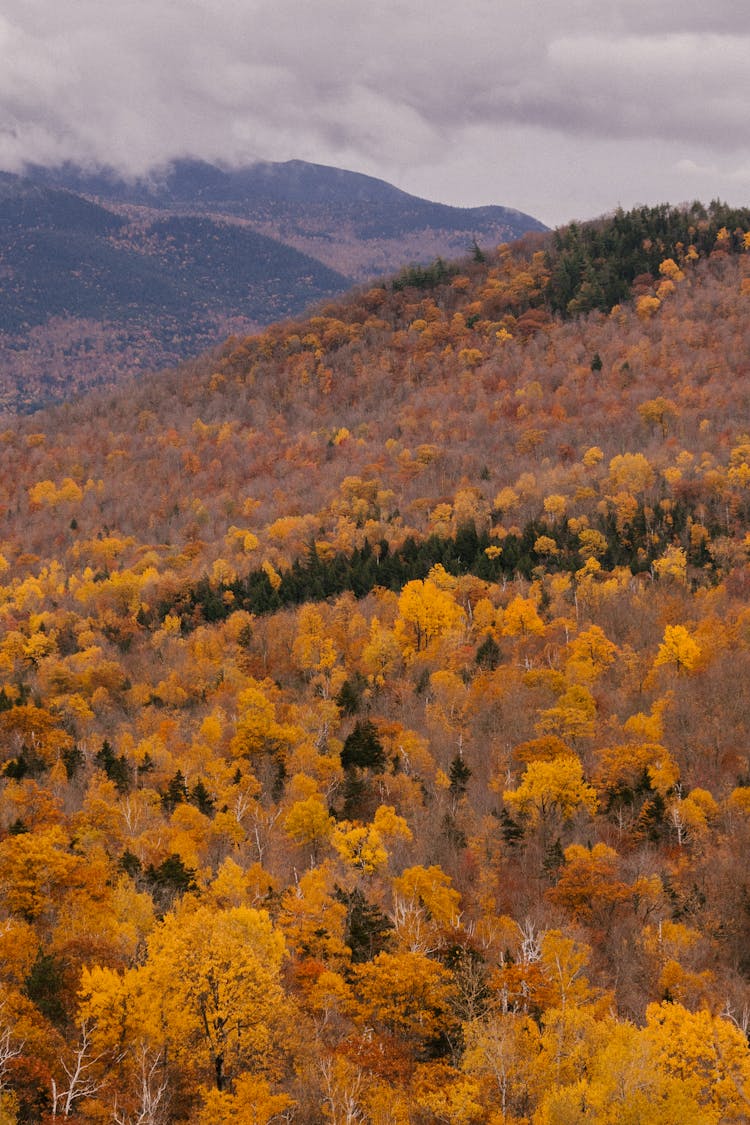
[0,171,350,412]
[29,158,547,278]
[0,175,350,333]
[0,159,546,413]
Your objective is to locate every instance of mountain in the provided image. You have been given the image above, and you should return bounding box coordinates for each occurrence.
[0,176,349,333]
[1,202,750,1120]
[0,159,546,414]
[29,157,547,273]
[0,171,351,413]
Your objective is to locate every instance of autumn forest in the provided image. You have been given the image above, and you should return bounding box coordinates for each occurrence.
[1,201,750,1122]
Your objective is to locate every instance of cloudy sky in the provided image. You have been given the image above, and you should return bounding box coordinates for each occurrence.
[1,1,748,227]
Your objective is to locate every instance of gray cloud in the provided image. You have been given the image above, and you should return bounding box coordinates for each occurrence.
[0,1,748,224]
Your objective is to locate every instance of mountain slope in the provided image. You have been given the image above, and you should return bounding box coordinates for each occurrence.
[6,199,749,561]
[1,207,750,1119]
[0,159,546,414]
[0,177,350,333]
[0,173,352,412]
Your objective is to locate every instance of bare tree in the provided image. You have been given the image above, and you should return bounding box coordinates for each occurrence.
[0,1010,23,1093]
[113,1046,170,1125]
[51,1021,107,1119]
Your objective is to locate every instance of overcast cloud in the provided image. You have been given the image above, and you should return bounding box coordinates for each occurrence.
[0,0,748,225]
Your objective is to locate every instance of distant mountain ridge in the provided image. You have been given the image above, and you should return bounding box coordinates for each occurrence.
[25,158,547,280]
[0,158,547,412]
[28,157,543,229]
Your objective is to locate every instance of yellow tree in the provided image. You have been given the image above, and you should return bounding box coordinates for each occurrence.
[652,545,688,584]
[196,1074,295,1125]
[82,902,293,1094]
[390,865,461,953]
[332,822,388,876]
[0,704,73,770]
[361,616,402,687]
[503,755,597,828]
[535,683,597,744]
[638,396,679,439]
[228,677,297,786]
[353,950,458,1055]
[395,578,465,656]
[501,594,545,638]
[645,1001,750,1121]
[292,605,345,700]
[565,624,617,683]
[533,1018,707,1124]
[0,825,82,926]
[283,792,335,861]
[607,452,655,495]
[277,864,351,969]
[462,1010,540,1120]
[427,669,470,750]
[653,624,701,674]
[411,1061,484,1124]
[332,805,411,877]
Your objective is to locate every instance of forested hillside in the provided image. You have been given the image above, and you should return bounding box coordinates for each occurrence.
[0,160,545,414]
[0,173,350,413]
[1,203,750,1122]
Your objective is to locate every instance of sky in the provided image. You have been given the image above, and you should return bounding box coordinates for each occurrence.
[0,1,749,227]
